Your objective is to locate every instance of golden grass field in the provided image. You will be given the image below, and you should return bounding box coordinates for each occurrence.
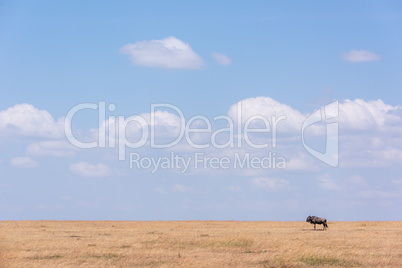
[0,221,401,267]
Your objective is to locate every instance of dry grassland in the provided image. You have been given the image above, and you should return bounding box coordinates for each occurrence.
[0,221,401,267]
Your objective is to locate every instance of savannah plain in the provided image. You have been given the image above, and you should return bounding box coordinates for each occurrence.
[0,221,401,267]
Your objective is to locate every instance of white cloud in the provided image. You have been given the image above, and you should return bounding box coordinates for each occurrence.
[0,104,64,139]
[339,137,402,168]
[212,52,232,65]
[69,162,111,177]
[286,154,317,171]
[100,110,184,149]
[339,99,399,130]
[120,36,204,69]
[26,140,76,158]
[228,97,305,132]
[335,99,402,168]
[2,97,401,176]
[98,97,402,172]
[342,50,380,63]
[252,177,290,191]
[142,110,183,139]
[10,157,38,168]
[227,97,400,135]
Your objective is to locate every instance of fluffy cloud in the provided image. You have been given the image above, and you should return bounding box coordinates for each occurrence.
[142,110,183,137]
[120,36,204,69]
[99,110,184,149]
[10,157,38,168]
[89,97,402,171]
[228,97,306,132]
[227,97,401,136]
[1,96,401,174]
[286,154,317,171]
[252,177,290,191]
[336,100,402,168]
[69,162,111,177]
[26,140,76,158]
[342,50,380,63]
[212,52,232,65]
[339,99,399,130]
[0,104,64,139]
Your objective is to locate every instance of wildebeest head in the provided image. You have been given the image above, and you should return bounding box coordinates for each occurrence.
[306,216,312,222]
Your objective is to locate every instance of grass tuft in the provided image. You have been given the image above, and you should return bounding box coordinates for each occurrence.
[198,238,254,248]
[29,254,63,260]
[300,256,360,267]
[90,253,121,259]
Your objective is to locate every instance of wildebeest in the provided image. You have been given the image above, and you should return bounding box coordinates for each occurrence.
[306,215,328,230]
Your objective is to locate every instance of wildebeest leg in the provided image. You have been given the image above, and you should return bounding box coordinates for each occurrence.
[314,224,316,230]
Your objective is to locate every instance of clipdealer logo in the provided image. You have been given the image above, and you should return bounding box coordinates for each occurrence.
[302,101,339,167]
[64,101,338,172]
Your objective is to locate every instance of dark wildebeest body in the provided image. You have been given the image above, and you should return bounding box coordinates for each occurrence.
[306,216,328,230]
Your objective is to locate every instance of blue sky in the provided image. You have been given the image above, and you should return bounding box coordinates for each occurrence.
[1,1,402,221]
